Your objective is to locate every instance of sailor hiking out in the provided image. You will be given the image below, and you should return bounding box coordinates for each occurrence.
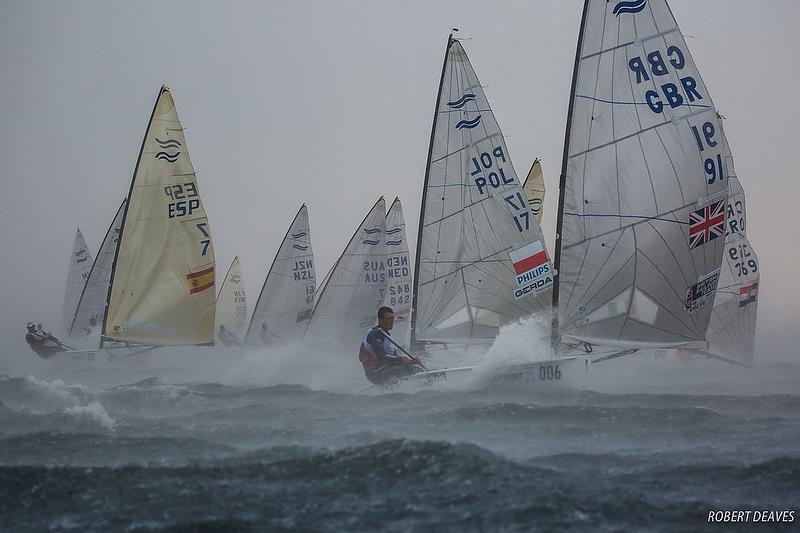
[359,306,422,384]
[218,325,243,348]
[25,322,66,358]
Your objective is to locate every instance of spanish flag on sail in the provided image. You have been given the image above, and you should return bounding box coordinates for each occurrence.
[187,266,215,295]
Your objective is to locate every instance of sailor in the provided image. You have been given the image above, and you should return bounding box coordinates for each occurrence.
[218,324,242,348]
[25,322,65,359]
[259,322,270,345]
[358,306,421,384]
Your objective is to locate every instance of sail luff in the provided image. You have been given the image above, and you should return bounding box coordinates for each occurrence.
[63,228,93,334]
[215,256,247,342]
[383,197,412,348]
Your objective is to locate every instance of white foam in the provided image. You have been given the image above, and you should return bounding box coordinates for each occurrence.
[64,401,117,431]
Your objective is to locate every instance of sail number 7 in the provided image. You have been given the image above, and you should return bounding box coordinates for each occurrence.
[196,223,211,256]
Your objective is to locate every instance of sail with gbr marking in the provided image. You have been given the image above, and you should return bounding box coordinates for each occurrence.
[305,197,386,349]
[410,36,552,349]
[216,256,247,343]
[68,199,125,338]
[245,205,316,345]
[554,0,728,348]
[103,86,216,346]
[63,229,93,334]
[522,158,546,225]
[382,198,412,348]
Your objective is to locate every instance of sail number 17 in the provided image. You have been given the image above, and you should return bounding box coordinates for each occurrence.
[503,191,530,232]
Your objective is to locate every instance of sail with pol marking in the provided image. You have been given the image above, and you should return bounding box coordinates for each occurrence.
[305,197,386,349]
[382,198,412,348]
[63,229,93,334]
[410,36,553,349]
[68,199,126,338]
[553,0,728,348]
[102,86,216,346]
[245,205,316,345]
[522,158,546,225]
[216,256,247,344]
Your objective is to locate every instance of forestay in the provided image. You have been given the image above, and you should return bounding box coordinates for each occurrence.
[63,229,93,334]
[411,37,552,348]
[103,86,216,346]
[382,198,412,348]
[216,256,247,343]
[245,205,315,345]
[68,199,125,338]
[522,158,546,224]
[305,197,386,349]
[555,0,728,347]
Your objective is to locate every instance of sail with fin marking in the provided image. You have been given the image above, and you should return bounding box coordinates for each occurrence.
[216,257,247,343]
[103,86,216,346]
[522,158,546,224]
[305,197,386,349]
[382,198,412,348]
[411,36,552,349]
[63,229,93,334]
[554,0,728,348]
[245,205,316,345]
[68,199,126,338]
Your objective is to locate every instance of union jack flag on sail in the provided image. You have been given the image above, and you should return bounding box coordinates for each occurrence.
[688,200,726,250]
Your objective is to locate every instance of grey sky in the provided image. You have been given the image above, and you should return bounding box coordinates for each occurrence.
[1,1,797,363]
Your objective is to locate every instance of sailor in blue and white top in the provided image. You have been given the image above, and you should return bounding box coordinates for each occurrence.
[358,306,421,384]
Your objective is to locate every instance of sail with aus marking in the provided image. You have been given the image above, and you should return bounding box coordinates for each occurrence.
[522,158,546,225]
[103,86,216,346]
[382,198,412,348]
[411,36,552,349]
[216,256,247,343]
[68,199,126,338]
[554,0,728,348]
[305,197,386,349]
[63,229,93,334]
[245,205,316,345]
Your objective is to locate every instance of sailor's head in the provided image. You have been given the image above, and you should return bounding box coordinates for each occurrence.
[219,325,226,332]
[378,306,394,331]
[261,322,268,330]
[26,322,35,332]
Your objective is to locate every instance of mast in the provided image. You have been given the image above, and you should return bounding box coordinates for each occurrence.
[410,33,452,353]
[551,1,590,352]
[100,86,164,348]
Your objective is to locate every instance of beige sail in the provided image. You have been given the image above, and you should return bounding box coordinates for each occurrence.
[521,158,546,225]
[103,86,215,346]
[216,256,247,343]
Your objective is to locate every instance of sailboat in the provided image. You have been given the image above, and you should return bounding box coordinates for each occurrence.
[305,197,386,351]
[382,197,412,348]
[101,85,216,348]
[245,204,315,345]
[67,199,126,339]
[62,229,93,335]
[215,256,247,346]
[522,158,546,225]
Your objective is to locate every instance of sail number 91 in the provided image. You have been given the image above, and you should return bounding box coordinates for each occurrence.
[690,121,724,185]
[165,183,200,218]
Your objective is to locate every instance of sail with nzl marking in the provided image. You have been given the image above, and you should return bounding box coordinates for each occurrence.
[68,199,126,338]
[102,86,216,346]
[305,197,386,349]
[522,158,546,225]
[63,229,93,334]
[216,256,247,344]
[382,198,412,348]
[703,118,759,364]
[245,205,316,345]
[553,0,728,348]
[410,36,553,350]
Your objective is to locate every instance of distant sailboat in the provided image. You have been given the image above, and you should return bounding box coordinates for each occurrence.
[305,197,386,349]
[63,229,93,335]
[102,85,216,347]
[382,198,412,348]
[521,158,546,225]
[246,204,315,345]
[216,256,247,345]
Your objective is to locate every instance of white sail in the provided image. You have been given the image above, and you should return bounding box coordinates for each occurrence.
[103,86,216,346]
[382,198,412,348]
[411,37,552,348]
[522,158,546,224]
[68,199,126,338]
[554,0,728,347]
[245,205,316,345]
[305,197,386,349]
[63,229,93,334]
[216,256,247,343]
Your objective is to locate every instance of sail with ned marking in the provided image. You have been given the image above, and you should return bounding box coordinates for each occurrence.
[245,205,316,345]
[63,229,93,334]
[216,256,247,343]
[554,0,728,348]
[522,158,546,224]
[382,198,412,348]
[103,86,216,346]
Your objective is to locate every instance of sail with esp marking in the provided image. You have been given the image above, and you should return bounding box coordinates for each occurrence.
[305,197,386,349]
[216,256,247,344]
[410,36,552,349]
[522,158,546,224]
[68,199,125,338]
[382,198,412,348]
[103,86,216,346]
[245,205,316,345]
[553,0,728,348]
[63,229,93,334]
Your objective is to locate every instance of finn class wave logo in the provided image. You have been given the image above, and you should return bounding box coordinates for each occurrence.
[362,239,380,246]
[447,93,476,109]
[455,115,482,130]
[386,240,402,246]
[385,228,402,235]
[613,0,647,16]
[290,232,308,239]
[154,138,182,163]
[363,228,381,234]
[229,274,241,284]
[292,244,309,251]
